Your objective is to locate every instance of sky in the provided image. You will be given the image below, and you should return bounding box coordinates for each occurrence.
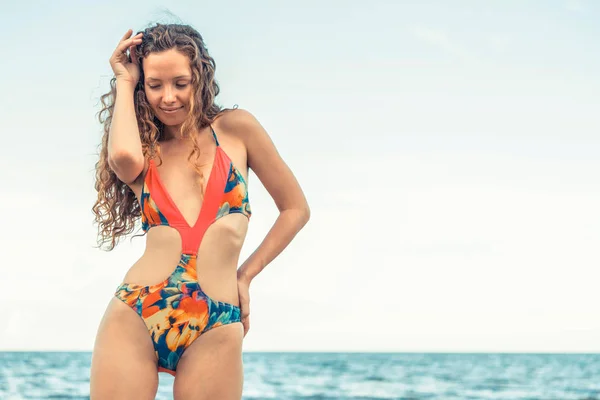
[1,0,599,353]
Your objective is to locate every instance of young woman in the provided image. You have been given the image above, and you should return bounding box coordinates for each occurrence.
[90,23,310,399]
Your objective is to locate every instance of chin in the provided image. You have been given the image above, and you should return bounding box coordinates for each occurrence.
[161,118,186,126]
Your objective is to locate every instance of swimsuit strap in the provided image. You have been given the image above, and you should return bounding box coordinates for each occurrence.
[209,124,220,147]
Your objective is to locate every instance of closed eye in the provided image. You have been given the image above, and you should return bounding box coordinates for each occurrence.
[148,84,189,89]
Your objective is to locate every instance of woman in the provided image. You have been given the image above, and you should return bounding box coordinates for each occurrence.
[90,23,310,399]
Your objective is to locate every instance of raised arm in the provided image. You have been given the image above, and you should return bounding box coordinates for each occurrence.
[107,29,145,184]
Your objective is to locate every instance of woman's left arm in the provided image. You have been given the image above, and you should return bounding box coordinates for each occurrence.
[233,108,311,283]
[227,109,310,336]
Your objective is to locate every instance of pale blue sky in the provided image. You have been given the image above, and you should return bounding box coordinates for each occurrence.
[1,0,599,352]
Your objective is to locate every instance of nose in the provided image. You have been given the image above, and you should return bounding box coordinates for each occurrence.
[163,86,176,104]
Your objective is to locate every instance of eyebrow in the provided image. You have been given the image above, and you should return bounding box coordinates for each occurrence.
[146,75,191,81]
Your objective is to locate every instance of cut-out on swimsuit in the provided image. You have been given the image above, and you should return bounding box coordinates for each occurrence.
[114,126,251,376]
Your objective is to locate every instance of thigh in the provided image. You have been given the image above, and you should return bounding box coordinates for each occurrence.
[90,297,159,400]
[173,323,244,400]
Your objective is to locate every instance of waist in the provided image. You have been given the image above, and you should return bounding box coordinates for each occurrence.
[121,251,240,293]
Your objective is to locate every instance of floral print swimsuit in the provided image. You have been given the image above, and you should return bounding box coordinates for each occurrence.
[114,126,251,375]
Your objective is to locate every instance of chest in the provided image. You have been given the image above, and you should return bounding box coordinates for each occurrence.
[155,145,215,194]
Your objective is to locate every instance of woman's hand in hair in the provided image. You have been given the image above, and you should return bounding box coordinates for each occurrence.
[109,29,143,87]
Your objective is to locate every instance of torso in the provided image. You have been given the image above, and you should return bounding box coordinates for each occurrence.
[121,117,250,307]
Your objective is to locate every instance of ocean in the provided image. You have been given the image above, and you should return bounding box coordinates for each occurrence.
[0,352,598,399]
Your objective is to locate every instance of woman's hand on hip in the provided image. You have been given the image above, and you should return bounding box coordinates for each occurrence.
[236,274,251,337]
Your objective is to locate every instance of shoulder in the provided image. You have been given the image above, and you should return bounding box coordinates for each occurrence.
[213,108,263,142]
[213,108,280,170]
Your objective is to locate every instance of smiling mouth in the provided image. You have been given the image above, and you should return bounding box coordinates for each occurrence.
[161,107,184,113]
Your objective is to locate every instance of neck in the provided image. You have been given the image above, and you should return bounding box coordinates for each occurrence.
[162,124,183,141]
[162,124,205,143]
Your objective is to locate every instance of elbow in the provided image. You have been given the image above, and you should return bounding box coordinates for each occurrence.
[283,205,310,228]
[299,204,311,227]
[108,149,142,165]
[108,150,144,184]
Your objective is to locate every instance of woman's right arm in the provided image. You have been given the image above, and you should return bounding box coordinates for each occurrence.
[107,29,145,184]
[107,80,145,184]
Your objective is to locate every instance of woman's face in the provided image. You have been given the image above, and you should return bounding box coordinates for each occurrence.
[142,48,193,127]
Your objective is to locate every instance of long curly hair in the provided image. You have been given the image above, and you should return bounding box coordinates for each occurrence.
[92,23,234,251]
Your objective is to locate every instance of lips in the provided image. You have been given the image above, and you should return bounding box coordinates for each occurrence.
[161,106,183,113]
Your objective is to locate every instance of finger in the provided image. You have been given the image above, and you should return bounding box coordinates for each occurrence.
[242,318,250,337]
[116,36,142,56]
[123,31,143,40]
[130,44,139,65]
[110,31,130,62]
[119,29,132,42]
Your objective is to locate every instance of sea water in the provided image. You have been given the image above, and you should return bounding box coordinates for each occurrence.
[0,352,599,399]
